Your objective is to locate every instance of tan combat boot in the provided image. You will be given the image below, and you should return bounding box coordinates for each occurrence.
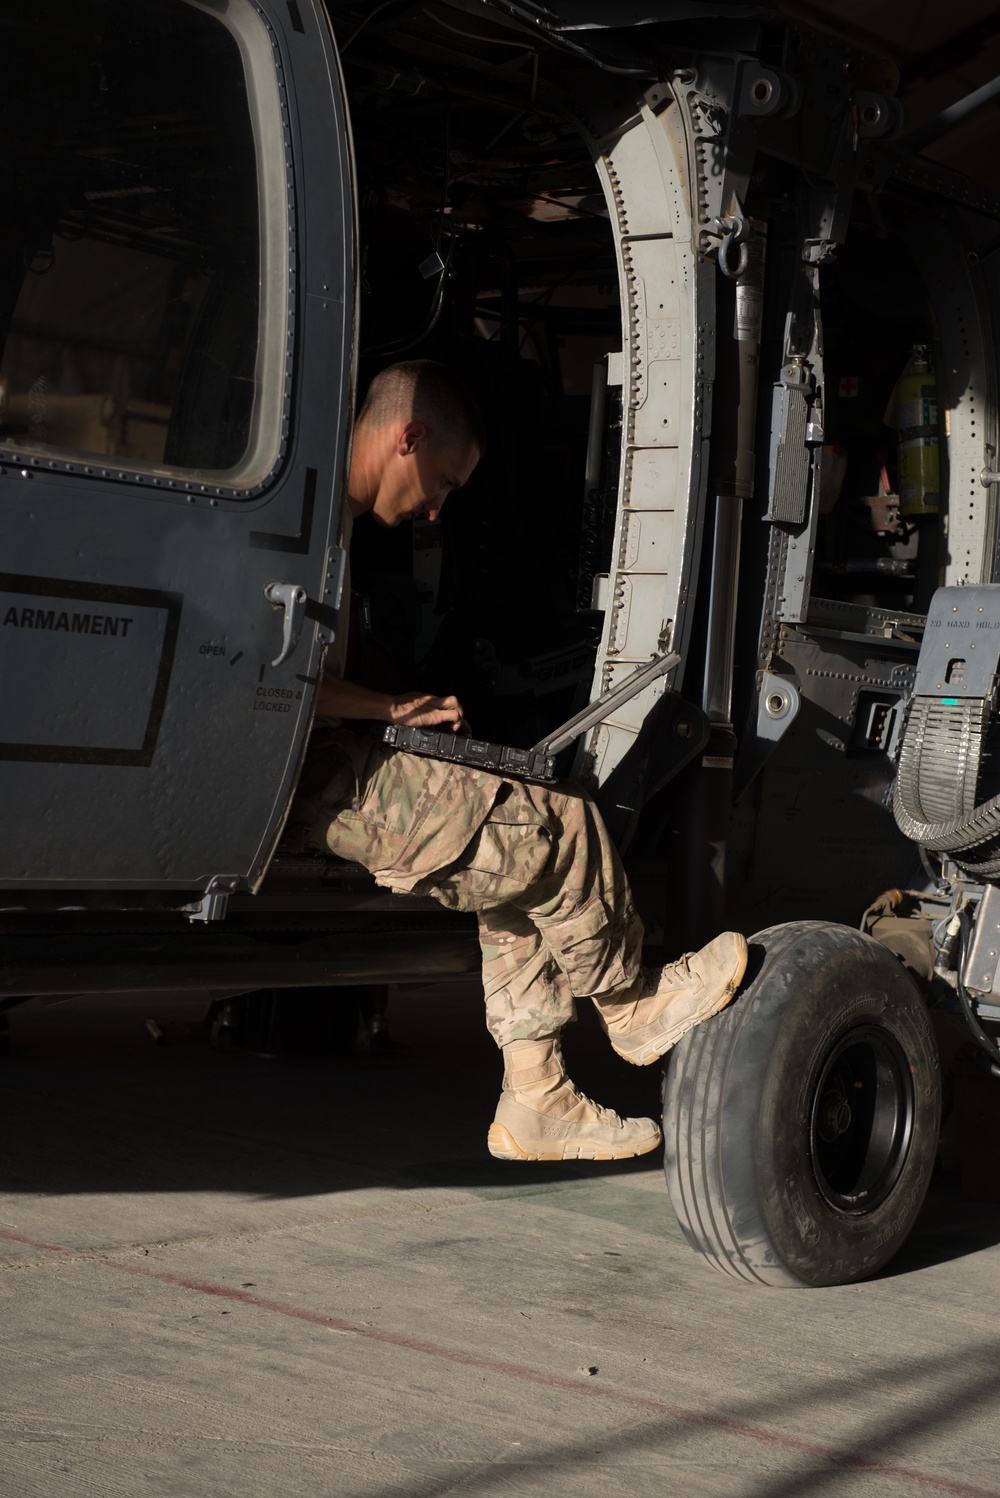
[487,1035,662,1162]
[599,931,748,1067]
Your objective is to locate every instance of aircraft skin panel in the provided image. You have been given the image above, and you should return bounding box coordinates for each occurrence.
[906,219,997,587]
[575,91,719,788]
[0,0,354,893]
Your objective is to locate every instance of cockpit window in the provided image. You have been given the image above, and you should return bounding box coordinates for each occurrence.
[0,0,288,492]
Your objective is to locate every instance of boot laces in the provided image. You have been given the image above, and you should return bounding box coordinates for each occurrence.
[645,951,694,993]
[570,1085,624,1128]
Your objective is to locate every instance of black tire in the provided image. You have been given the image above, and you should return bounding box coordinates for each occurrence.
[663,920,941,1288]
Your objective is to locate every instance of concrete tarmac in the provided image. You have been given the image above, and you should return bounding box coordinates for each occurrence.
[2,981,1000,1498]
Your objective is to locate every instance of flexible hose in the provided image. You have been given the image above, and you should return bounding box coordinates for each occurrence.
[892,695,1000,875]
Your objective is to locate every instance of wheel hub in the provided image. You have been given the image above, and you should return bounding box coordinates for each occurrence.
[818,1091,853,1141]
[808,1023,915,1214]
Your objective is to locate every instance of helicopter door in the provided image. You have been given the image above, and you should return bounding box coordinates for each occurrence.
[0,0,354,897]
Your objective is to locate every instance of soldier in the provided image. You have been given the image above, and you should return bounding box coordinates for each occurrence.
[295,360,747,1162]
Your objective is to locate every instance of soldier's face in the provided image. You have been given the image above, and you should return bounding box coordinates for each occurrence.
[371,423,479,528]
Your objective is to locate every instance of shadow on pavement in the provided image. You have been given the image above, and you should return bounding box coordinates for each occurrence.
[343,1336,1000,1498]
[2,984,999,1277]
[0,986,663,1198]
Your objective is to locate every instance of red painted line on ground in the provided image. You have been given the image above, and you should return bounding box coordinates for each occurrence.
[2,1224,996,1498]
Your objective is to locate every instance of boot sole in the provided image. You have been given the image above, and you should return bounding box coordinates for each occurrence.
[612,936,749,1067]
[487,1122,662,1162]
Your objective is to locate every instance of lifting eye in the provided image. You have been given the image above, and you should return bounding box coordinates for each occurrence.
[946,657,966,685]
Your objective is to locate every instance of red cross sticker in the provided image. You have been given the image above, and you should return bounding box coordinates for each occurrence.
[839,375,859,397]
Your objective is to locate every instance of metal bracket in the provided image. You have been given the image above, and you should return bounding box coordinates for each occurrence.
[853,91,900,140]
[314,546,347,647]
[264,580,308,667]
[963,883,1000,995]
[736,63,799,121]
[802,239,837,265]
[757,671,801,744]
[780,357,812,391]
[801,186,851,266]
[733,668,802,800]
[182,876,239,924]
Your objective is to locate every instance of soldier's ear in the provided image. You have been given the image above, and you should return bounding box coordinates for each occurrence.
[397,420,427,456]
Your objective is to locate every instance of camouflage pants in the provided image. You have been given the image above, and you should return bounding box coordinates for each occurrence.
[294,731,643,1046]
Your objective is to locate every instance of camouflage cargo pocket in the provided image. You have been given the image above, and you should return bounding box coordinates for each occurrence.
[532,892,625,996]
[427,809,553,911]
[324,748,504,891]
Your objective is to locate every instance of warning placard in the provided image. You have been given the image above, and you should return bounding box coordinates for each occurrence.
[0,573,181,764]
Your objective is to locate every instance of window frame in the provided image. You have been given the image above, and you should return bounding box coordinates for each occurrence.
[0,0,296,501]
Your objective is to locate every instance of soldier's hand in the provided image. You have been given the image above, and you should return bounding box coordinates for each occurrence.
[389,690,470,734]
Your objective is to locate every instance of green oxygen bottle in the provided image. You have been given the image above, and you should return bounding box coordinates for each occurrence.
[897,344,940,516]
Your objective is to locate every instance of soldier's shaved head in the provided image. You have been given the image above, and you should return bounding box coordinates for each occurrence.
[356,360,485,456]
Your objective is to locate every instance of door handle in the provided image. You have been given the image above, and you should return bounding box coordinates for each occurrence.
[264,580,308,667]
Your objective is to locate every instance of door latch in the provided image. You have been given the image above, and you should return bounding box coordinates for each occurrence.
[264,580,308,666]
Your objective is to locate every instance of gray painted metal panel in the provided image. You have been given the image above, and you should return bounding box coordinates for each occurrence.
[914,584,1000,697]
[0,0,355,894]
